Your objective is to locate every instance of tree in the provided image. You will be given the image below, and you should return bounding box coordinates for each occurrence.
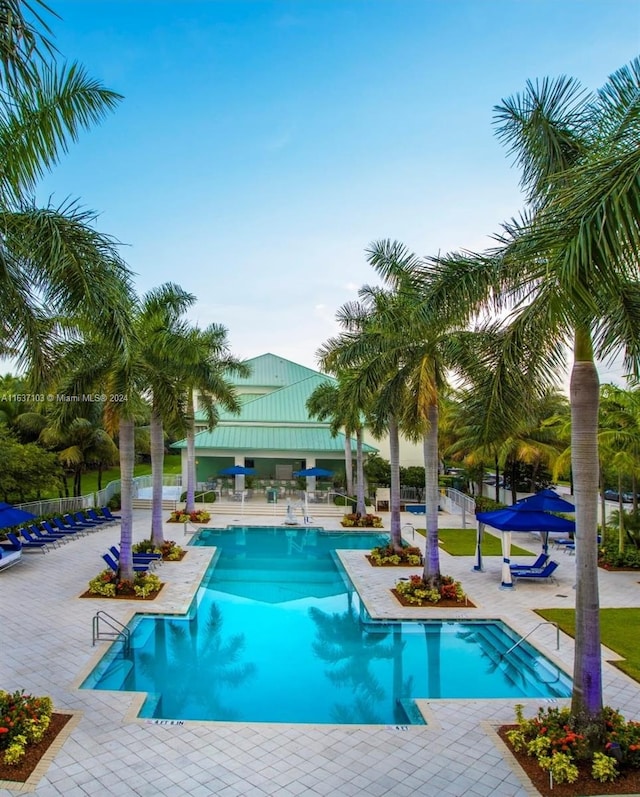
[411,61,640,723]
[306,377,367,515]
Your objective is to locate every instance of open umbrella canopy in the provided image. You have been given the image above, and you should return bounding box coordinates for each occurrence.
[0,502,36,530]
[515,488,575,514]
[476,505,575,533]
[219,465,255,476]
[293,467,334,478]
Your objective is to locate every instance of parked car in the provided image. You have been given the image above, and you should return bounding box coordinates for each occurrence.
[603,489,620,501]
[623,492,638,503]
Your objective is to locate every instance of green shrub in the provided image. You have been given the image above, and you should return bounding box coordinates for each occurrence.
[107,492,121,510]
[0,690,53,765]
[599,531,640,569]
[370,545,423,566]
[474,496,506,513]
[340,512,383,528]
[395,574,466,605]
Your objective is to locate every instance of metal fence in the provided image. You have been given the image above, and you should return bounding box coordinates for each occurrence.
[18,474,183,516]
[442,488,476,528]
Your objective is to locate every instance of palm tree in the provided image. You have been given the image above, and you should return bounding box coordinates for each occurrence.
[306,376,367,514]
[0,2,129,382]
[408,61,640,723]
[172,324,249,513]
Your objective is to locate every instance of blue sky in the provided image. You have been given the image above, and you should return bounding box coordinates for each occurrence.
[34,0,639,378]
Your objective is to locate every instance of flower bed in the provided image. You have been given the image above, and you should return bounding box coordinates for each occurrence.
[0,690,54,769]
[392,574,472,606]
[500,704,640,795]
[168,509,210,523]
[368,544,423,566]
[134,539,185,561]
[340,513,383,528]
[84,569,163,598]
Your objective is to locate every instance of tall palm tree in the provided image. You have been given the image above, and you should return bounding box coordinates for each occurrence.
[171,324,249,513]
[306,377,367,513]
[407,60,640,723]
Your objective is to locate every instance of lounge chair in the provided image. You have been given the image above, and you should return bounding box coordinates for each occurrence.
[65,512,99,530]
[512,560,559,583]
[101,507,121,521]
[20,528,56,550]
[102,552,150,574]
[7,531,47,553]
[25,525,65,548]
[109,545,161,569]
[87,508,113,525]
[0,542,22,571]
[51,516,86,536]
[43,520,81,539]
[510,553,550,571]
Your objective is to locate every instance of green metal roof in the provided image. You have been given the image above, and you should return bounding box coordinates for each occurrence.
[218,374,336,423]
[234,353,325,388]
[172,425,377,453]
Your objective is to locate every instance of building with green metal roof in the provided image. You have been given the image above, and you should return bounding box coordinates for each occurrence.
[172,353,379,487]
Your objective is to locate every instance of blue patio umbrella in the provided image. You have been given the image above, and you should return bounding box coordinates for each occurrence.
[293,467,334,478]
[219,465,256,476]
[476,504,575,589]
[0,502,36,529]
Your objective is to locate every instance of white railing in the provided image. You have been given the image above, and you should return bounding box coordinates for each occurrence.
[443,488,476,528]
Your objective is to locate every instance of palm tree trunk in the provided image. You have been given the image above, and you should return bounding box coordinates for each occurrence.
[599,466,606,536]
[423,402,441,588]
[388,416,402,550]
[150,406,165,547]
[118,417,135,582]
[617,473,625,555]
[344,434,354,496]
[355,427,366,516]
[570,337,603,722]
[185,388,196,513]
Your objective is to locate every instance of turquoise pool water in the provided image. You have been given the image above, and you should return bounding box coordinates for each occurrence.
[82,526,571,724]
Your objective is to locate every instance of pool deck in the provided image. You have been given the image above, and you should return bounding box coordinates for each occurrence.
[1,510,640,796]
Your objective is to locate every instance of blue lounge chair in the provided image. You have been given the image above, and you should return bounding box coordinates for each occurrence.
[65,512,98,530]
[512,560,559,583]
[27,524,67,545]
[101,507,121,521]
[510,553,550,571]
[43,519,81,539]
[102,552,150,574]
[51,516,86,536]
[109,545,161,569]
[7,531,47,553]
[20,528,55,550]
[87,508,113,525]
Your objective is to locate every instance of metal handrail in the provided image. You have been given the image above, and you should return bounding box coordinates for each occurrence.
[402,522,416,540]
[502,621,560,659]
[92,610,130,654]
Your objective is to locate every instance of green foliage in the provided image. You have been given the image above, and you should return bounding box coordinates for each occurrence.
[364,455,390,486]
[159,540,184,560]
[107,492,121,510]
[0,690,53,765]
[474,495,506,513]
[599,532,640,568]
[507,704,640,784]
[87,567,163,596]
[340,513,382,528]
[134,571,162,597]
[395,574,467,605]
[416,527,533,557]
[369,545,422,566]
[88,570,117,596]
[0,426,62,502]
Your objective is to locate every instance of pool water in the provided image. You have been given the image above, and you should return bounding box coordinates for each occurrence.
[82,526,571,724]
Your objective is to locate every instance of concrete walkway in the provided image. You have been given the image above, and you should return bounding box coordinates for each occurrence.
[1,508,639,796]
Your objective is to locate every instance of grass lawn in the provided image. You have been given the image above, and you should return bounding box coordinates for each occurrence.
[45,454,183,498]
[535,608,640,683]
[415,527,535,557]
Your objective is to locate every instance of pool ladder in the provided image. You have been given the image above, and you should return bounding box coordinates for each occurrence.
[501,621,560,659]
[92,610,131,655]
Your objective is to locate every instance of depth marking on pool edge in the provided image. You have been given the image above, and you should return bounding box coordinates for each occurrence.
[145,720,185,726]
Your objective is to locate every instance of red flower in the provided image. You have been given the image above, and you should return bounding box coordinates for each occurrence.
[0,727,8,734]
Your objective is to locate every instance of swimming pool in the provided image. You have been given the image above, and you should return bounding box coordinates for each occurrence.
[82,526,571,724]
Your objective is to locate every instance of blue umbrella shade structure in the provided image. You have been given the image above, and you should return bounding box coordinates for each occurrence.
[0,502,36,530]
[476,504,575,589]
[293,467,334,478]
[219,465,256,476]
[515,488,575,514]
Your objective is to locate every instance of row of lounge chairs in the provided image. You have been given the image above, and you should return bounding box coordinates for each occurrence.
[7,508,121,554]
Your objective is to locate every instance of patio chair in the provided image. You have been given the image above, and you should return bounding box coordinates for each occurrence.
[26,525,65,548]
[52,516,87,536]
[510,553,550,571]
[101,507,121,521]
[42,519,81,539]
[87,508,113,525]
[109,545,162,570]
[511,559,559,583]
[68,512,101,530]
[102,552,150,574]
[6,531,47,553]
